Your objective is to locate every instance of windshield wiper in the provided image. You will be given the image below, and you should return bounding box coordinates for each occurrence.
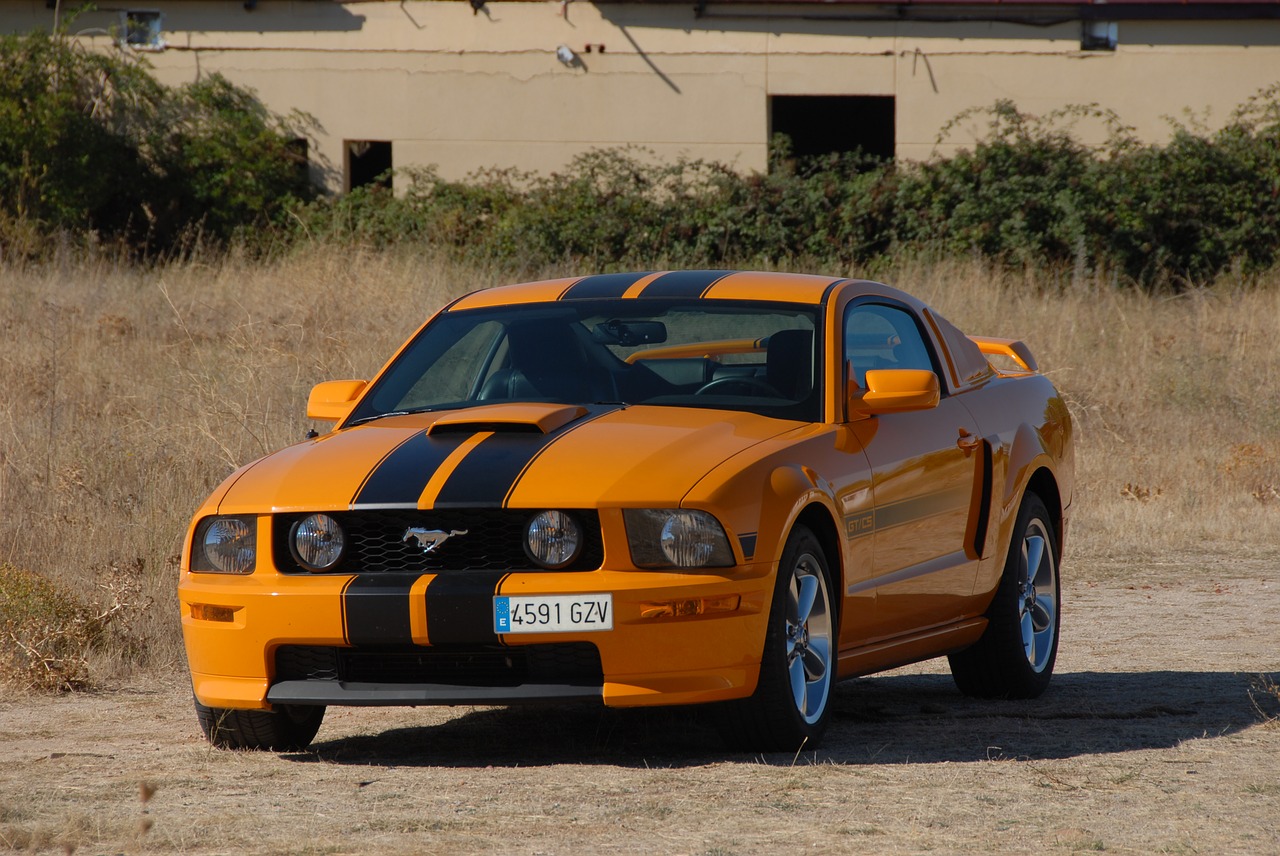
[347,407,433,427]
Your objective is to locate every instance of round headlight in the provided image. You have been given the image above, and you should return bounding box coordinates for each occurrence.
[660,510,721,567]
[524,510,583,569]
[202,517,256,573]
[290,513,346,572]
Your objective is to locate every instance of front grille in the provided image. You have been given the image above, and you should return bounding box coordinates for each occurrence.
[274,643,603,688]
[272,509,603,574]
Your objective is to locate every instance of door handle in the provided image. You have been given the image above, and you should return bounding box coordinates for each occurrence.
[956,429,981,455]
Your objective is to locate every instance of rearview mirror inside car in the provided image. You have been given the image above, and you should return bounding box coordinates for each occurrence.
[592,319,668,346]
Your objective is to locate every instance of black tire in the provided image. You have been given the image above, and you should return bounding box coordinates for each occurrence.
[949,492,1060,699]
[195,698,325,751]
[717,525,837,752]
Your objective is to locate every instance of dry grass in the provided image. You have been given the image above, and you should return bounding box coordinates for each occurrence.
[1,253,1278,854]
[0,247,510,684]
[1,248,1279,684]
[901,258,1280,563]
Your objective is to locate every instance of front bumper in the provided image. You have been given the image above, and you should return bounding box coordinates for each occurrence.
[180,563,775,711]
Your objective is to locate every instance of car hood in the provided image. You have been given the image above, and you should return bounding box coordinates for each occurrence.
[214,402,801,513]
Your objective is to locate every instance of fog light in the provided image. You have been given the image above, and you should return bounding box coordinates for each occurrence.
[290,513,345,572]
[524,510,583,569]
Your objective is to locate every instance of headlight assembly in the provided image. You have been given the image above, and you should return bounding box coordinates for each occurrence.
[623,509,735,569]
[192,516,257,574]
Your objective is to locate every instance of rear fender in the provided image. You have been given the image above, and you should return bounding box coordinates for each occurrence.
[979,422,1061,595]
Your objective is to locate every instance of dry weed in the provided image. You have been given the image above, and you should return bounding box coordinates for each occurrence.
[1248,674,1280,726]
[0,560,152,692]
[0,564,93,692]
[1120,483,1163,502]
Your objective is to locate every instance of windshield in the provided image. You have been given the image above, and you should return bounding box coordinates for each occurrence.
[347,299,822,424]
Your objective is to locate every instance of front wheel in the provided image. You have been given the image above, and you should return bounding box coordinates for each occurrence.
[949,492,1060,699]
[195,698,325,751]
[717,525,837,751]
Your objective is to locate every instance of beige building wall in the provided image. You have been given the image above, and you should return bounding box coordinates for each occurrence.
[7,1,1280,192]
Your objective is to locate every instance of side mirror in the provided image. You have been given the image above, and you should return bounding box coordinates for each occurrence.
[848,368,940,418]
[307,379,367,423]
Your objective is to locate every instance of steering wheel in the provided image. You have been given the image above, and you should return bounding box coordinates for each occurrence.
[694,376,781,397]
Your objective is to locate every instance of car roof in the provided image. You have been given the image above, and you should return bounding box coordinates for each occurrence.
[448,270,916,311]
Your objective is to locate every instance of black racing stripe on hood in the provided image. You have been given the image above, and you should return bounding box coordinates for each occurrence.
[341,574,420,646]
[559,272,655,300]
[425,571,508,645]
[430,431,558,508]
[430,406,617,509]
[353,431,469,508]
[639,270,735,299]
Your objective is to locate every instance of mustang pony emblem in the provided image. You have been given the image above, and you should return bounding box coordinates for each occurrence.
[403,527,468,553]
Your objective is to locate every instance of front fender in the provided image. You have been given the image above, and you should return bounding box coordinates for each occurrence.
[682,426,861,589]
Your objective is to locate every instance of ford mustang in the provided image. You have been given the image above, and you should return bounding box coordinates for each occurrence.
[179,270,1073,752]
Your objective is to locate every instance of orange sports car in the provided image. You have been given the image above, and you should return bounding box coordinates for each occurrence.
[179,271,1073,752]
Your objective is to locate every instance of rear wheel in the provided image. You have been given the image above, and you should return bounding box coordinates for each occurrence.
[195,698,325,751]
[718,525,836,751]
[949,492,1060,699]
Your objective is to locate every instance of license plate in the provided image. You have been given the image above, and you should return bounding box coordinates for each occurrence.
[493,594,613,634]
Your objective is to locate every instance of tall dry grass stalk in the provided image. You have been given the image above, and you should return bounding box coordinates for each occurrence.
[1,248,1277,683]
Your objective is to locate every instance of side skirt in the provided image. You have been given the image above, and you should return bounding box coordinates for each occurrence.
[835,617,987,680]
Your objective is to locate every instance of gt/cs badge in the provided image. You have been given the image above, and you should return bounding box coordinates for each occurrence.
[403,527,468,553]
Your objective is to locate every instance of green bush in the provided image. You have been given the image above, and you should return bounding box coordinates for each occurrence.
[290,144,894,273]
[0,28,313,256]
[0,29,157,243]
[8,22,1280,288]
[892,101,1102,268]
[292,89,1280,287]
[1086,91,1280,285]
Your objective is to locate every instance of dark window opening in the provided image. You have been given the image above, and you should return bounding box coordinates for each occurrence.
[120,10,164,50]
[346,140,392,192]
[1082,21,1118,51]
[770,95,895,165]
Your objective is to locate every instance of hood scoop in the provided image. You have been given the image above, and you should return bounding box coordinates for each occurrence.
[426,403,589,436]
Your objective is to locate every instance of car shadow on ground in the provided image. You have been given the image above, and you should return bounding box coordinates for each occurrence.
[286,669,1278,768]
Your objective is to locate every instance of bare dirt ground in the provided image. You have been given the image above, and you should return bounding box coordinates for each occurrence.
[2,554,1278,856]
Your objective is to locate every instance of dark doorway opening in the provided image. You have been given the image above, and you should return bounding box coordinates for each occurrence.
[770,95,895,164]
[346,140,392,192]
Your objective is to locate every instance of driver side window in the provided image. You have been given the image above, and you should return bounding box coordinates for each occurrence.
[844,303,938,387]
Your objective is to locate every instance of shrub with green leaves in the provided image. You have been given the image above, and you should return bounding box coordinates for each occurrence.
[1087,90,1280,285]
[7,23,1279,288]
[892,101,1103,268]
[0,28,313,255]
[291,89,1280,288]
[290,144,894,273]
